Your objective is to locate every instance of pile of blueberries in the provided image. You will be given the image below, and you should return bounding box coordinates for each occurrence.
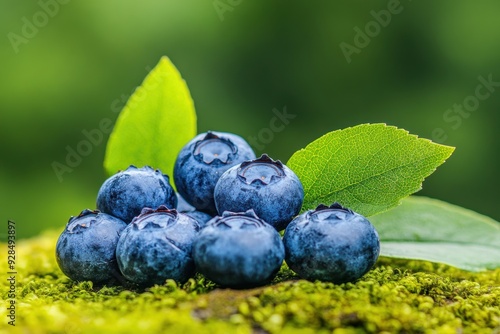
[56,131,380,289]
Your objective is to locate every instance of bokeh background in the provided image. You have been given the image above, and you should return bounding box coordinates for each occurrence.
[1,1,499,239]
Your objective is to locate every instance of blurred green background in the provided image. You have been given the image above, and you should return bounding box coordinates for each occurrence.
[1,1,499,240]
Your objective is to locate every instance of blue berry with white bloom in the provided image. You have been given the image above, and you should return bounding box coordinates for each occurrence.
[192,210,284,288]
[283,203,380,284]
[115,206,199,286]
[214,154,303,231]
[174,131,255,215]
[56,209,127,285]
[97,165,177,223]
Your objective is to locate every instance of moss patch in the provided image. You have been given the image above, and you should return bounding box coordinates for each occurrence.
[1,232,499,333]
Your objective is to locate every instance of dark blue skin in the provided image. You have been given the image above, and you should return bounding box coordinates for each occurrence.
[174,131,256,215]
[115,206,200,286]
[283,203,380,284]
[192,210,285,289]
[97,165,177,223]
[214,154,304,231]
[55,209,127,285]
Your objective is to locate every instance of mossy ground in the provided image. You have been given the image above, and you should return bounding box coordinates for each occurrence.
[1,231,499,333]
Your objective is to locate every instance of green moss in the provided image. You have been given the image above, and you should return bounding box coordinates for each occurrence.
[2,232,499,333]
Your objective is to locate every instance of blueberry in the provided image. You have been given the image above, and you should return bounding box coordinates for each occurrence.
[174,131,256,215]
[115,206,200,286]
[192,210,285,289]
[97,165,177,223]
[283,203,380,284]
[214,154,304,231]
[55,209,127,285]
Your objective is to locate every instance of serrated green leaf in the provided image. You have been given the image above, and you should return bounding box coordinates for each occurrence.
[287,124,455,216]
[371,196,500,271]
[104,56,196,179]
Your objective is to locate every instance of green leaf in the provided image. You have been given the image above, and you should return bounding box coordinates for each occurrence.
[370,196,500,271]
[287,124,454,216]
[104,56,196,179]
